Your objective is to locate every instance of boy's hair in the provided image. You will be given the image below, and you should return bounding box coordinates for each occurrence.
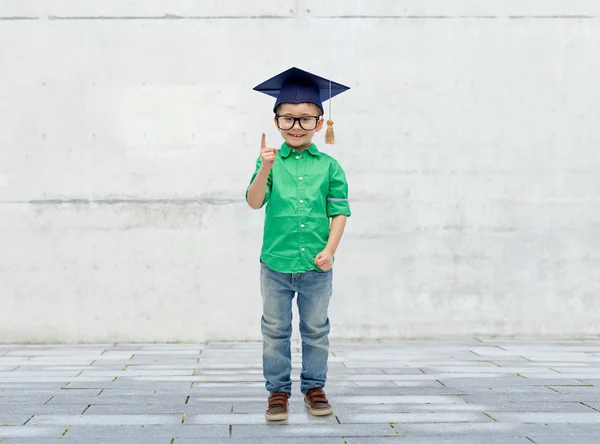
[274,102,324,116]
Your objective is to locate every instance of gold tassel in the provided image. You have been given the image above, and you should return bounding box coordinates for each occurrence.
[325,119,335,144]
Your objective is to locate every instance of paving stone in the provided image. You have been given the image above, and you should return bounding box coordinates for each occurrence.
[128,351,202,356]
[1,440,171,444]
[365,380,444,388]
[188,396,264,403]
[108,358,200,364]
[175,439,344,444]
[344,401,490,412]
[0,383,67,390]
[545,385,600,394]
[63,424,228,439]
[333,395,464,404]
[527,433,600,444]
[325,386,463,396]
[15,366,126,372]
[2,341,600,442]
[462,393,600,403]
[492,361,591,367]
[84,402,233,415]
[582,402,600,411]
[109,381,195,389]
[460,402,594,412]
[27,414,184,425]
[393,422,533,435]
[46,395,167,405]
[232,423,397,438]
[486,412,600,423]
[188,386,266,397]
[3,351,97,358]
[446,386,559,395]
[352,381,403,388]
[61,382,118,389]
[0,376,113,383]
[81,370,195,376]
[438,377,587,388]
[0,396,55,405]
[338,412,492,424]
[122,375,265,383]
[1,371,82,377]
[0,415,32,426]
[337,373,503,382]
[0,405,88,415]
[345,437,531,444]
[98,387,197,395]
[88,360,160,366]
[0,426,66,439]
[544,367,600,373]
[523,374,600,381]
[422,366,559,374]
[0,358,29,365]
[186,412,337,425]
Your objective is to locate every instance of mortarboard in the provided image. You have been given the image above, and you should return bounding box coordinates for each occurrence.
[253,67,350,144]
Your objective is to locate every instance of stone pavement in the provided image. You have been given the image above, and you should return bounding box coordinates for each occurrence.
[1,340,600,443]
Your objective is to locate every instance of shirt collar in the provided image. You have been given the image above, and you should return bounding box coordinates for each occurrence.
[280,142,321,158]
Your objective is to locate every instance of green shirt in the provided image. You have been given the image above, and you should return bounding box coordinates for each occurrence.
[246,142,351,273]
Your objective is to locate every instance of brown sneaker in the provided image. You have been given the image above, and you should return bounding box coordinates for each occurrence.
[265,392,289,421]
[304,387,333,416]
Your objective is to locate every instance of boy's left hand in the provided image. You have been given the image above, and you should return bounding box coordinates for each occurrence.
[314,249,333,271]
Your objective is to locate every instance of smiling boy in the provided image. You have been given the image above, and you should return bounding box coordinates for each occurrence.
[246,68,351,421]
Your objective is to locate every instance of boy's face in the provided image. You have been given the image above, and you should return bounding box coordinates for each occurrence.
[274,102,324,150]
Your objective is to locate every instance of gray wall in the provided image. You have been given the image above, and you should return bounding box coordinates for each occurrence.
[1,0,599,342]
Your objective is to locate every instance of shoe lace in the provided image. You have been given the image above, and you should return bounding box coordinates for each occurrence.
[268,392,288,409]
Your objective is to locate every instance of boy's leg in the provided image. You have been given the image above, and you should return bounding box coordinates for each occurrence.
[295,268,333,395]
[260,262,295,398]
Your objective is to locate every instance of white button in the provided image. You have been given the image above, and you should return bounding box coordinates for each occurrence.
[296,156,300,159]
[300,224,305,228]
[299,200,304,204]
[299,177,303,180]
[301,248,305,252]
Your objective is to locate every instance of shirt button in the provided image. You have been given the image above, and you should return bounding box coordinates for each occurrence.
[295,156,300,160]
[300,224,305,228]
[301,248,305,252]
[299,177,303,181]
[299,200,304,204]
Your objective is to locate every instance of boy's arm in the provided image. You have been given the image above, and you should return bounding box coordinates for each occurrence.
[325,215,347,255]
[314,216,347,271]
[314,159,351,270]
[246,134,277,210]
[246,166,271,210]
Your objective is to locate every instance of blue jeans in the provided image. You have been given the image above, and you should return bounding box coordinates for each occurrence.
[260,262,333,397]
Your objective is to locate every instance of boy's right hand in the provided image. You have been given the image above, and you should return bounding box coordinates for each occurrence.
[260,133,278,170]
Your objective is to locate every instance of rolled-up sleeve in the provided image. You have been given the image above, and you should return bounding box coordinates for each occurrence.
[326,160,351,217]
[245,156,272,208]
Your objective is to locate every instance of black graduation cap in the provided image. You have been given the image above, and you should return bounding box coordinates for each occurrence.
[253,67,350,144]
[253,67,350,113]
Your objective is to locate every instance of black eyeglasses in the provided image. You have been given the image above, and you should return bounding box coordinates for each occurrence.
[275,115,321,131]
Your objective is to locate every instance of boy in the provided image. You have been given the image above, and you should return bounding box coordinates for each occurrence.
[246,67,351,421]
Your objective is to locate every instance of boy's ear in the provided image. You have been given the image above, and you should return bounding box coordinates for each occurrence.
[314,116,325,133]
[273,116,279,130]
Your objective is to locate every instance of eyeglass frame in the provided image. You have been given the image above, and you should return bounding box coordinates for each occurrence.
[274,115,321,131]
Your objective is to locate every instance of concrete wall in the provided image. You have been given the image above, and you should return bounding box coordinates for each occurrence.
[1,0,599,342]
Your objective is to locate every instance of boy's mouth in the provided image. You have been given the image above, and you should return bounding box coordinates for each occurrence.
[288,133,305,138]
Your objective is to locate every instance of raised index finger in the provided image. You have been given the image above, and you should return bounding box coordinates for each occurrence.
[261,133,266,150]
